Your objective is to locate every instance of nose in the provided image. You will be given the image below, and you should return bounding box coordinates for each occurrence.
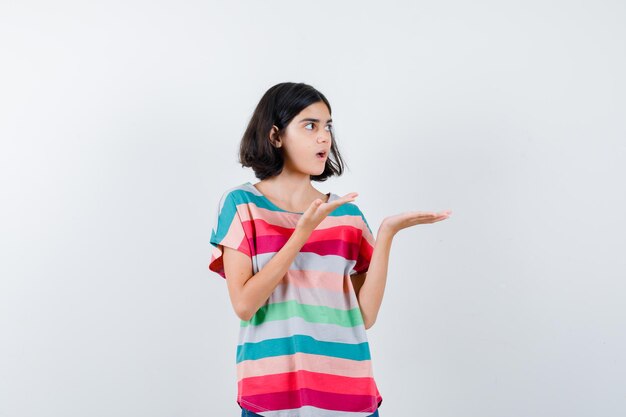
[317,132,331,143]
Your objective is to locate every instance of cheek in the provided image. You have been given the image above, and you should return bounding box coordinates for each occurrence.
[283,146,312,165]
[291,144,312,159]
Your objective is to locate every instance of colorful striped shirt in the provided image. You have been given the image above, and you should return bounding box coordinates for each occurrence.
[209,181,383,417]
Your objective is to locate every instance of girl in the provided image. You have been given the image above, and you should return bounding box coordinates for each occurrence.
[209,82,451,417]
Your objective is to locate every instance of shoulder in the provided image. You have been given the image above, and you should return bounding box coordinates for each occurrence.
[217,183,253,206]
[338,199,373,234]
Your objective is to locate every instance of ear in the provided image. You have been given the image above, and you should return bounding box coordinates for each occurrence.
[269,125,282,148]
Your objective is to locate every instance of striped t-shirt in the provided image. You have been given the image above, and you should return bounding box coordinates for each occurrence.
[208,181,383,417]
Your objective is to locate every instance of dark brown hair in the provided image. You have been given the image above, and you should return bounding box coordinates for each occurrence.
[239,82,347,181]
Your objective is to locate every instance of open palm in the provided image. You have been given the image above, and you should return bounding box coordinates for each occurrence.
[297,192,359,232]
[381,209,452,235]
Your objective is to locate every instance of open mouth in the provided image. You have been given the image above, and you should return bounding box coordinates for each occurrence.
[316,151,327,159]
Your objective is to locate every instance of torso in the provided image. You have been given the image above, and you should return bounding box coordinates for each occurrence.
[209,182,383,415]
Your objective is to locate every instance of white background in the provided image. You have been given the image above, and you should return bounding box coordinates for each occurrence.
[1,1,625,416]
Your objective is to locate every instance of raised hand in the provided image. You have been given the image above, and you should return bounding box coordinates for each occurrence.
[380,209,452,236]
[296,192,359,233]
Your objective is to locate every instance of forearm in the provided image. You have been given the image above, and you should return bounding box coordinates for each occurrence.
[241,227,310,320]
[357,226,394,329]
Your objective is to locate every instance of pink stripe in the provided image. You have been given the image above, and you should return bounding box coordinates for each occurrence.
[237,352,374,382]
[242,203,365,233]
[282,270,349,293]
[255,233,360,260]
[238,369,379,396]
[239,387,381,414]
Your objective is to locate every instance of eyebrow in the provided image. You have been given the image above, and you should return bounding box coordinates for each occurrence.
[299,118,333,124]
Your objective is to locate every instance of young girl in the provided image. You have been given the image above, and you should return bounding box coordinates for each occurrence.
[209,82,451,417]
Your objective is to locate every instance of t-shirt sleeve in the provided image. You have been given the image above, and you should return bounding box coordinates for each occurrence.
[351,207,376,275]
[208,190,252,279]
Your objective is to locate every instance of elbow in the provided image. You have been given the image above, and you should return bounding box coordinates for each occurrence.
[364,318,377,330]
[234,303,254,322]
[237,311,252,322]
[237,309,253,322]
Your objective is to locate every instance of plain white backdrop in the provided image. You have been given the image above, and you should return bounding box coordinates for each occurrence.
[1,1,625,416]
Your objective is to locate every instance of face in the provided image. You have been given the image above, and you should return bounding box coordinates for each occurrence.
[271,101,333,176]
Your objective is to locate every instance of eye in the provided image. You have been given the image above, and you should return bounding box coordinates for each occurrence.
[304,123,333,132]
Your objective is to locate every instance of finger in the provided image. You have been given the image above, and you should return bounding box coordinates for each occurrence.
[409,212,438,219]
[340,192,359,200]
[425,214,450,224]
[305,198,325,213]
[331,195,358,209]
[414,212,444,219]
[336,192,359,204]
[322,192,357,209]
[410,213,442,223]
[408,210,451,217]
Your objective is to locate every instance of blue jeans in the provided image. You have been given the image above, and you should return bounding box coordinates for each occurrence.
[240,405,380,417]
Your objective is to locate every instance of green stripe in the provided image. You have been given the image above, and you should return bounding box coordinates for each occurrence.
[240,300,364,327]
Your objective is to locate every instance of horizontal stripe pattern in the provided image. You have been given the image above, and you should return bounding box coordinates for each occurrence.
[209,182,381,416]
[236,352,374,381]
[237,317,369,346]
[237,334,371,363]
[240,300,364,329]
[268,281,359,312]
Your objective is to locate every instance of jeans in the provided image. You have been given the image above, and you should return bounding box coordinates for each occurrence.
[240,405,380,417]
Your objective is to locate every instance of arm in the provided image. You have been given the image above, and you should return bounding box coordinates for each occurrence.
[351,226,393,330]
[223,227,310,321]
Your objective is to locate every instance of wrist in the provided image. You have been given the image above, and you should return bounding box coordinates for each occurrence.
[291,226,313,244]
[377,222,397,239]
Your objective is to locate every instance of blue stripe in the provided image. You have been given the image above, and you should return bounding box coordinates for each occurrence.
[236,334,371,363]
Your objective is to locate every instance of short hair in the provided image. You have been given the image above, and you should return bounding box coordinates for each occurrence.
[239,82,347,182]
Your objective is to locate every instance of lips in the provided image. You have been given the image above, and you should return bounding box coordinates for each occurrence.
[316,150,328,159]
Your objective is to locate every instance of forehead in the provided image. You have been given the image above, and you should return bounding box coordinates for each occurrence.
[295,101,331,122]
